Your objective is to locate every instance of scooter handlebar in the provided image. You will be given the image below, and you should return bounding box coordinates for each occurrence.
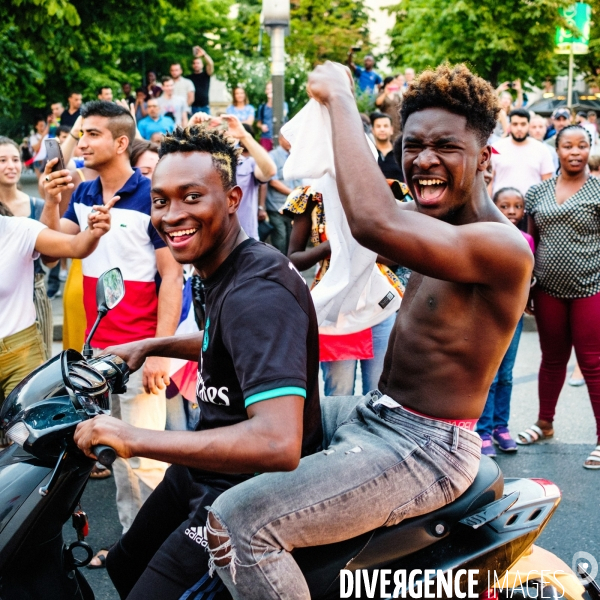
[92,444,117,467]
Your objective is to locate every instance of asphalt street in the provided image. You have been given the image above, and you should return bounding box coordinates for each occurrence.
[56,330,599,600]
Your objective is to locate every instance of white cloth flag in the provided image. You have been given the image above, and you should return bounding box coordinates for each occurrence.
[281,96,400,334]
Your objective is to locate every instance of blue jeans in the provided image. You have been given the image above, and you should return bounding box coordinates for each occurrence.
[191,106,210,115]
[208,392,481,600]
[165,393,200,432]
[320,313,396,396]
[477,316,524,436]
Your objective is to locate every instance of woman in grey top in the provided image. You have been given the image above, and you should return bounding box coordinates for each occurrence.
[519,125,600,470]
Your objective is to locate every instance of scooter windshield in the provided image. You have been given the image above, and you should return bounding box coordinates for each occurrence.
[0,350,82,430]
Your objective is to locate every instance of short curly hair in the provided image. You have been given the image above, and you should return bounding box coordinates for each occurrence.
[400,64,499,146]
[159,125,242,189]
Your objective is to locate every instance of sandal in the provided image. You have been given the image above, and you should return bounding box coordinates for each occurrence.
[583,445,600,470]
[493,427,518,452]
[89,463,111,479]
[516,424,553,445]
[87,548,109,569]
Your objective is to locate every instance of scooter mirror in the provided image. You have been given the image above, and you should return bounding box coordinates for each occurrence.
[96,268,125,312]
[83,268,125,359]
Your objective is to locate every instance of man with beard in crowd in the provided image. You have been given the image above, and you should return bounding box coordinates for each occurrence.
[370,111,404,181]
[491,108,554,198]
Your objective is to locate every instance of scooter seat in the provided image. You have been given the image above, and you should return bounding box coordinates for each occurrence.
[296,455,503,597]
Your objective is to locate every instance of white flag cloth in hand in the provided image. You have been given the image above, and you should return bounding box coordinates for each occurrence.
[281,98,400,334]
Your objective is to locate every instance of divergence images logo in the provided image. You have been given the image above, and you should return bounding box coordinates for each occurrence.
[185,526,209,548]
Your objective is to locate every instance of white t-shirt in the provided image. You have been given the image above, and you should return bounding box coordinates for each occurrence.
[582,122,598,147]
[157,94,188,126]
[0,216,47,338]
[492,137,555,197]
[172,77,195,109]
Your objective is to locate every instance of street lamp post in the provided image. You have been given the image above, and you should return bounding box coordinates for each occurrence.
[263,0,290,147]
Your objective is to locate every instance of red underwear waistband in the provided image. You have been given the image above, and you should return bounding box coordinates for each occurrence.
[401,405,479,432]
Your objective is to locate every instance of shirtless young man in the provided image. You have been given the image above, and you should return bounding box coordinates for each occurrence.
[203,64,534,599]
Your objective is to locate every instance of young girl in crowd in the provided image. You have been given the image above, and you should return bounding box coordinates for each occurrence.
[520,125,600,470]
[478,187,534,456]
[284,184,407,396]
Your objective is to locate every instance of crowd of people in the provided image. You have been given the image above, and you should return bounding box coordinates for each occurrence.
[344,50,600,468]
[0,45,599,598]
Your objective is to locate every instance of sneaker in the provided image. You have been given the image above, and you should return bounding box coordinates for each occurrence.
[480,433,497,457]
[493,426,518,452]
[59,269,68,282]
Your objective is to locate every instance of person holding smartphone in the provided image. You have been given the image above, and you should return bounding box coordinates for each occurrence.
[346,47,382,93]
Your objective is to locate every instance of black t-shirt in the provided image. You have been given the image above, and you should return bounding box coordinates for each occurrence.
[378,149,404,182]
[190,239,322,480]
[188,72,211,107]
[60,109,80,129]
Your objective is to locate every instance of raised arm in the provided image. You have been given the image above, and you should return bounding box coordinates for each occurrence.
[194,46,214,75]
[60,116,83,165]
[202,49,215,76]
[221,114,276,181]
[306,62,532,286]
[346,48,357,74]
[40,158,80,234]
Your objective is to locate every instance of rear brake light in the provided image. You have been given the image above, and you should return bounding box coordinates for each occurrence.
[531,478,561,498]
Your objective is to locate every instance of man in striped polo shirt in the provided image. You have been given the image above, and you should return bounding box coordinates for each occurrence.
[41,100,183,537]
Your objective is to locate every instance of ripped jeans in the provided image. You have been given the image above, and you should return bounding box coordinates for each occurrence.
[208,391,481,600]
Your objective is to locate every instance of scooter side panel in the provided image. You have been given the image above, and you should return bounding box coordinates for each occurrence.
[0,445,50,538]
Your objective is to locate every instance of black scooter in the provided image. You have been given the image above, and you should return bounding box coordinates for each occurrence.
[0,269,598,600]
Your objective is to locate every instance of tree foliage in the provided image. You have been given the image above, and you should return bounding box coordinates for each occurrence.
[288,0,371,66]
[387,0,574,87]
[219,51,310,116]
[0,0,370,135]
[217,0,371,66]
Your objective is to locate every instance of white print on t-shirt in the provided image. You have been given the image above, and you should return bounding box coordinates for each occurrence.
[185,526,208,548]
[196,352,230,406]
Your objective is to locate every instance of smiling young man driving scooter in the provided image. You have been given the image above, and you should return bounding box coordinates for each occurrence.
[73,123,322,599]
[189,64,534,600]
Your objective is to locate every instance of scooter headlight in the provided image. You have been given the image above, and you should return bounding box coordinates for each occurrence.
[6,421,30,446]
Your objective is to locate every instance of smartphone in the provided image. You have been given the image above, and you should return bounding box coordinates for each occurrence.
[507,82,514,89]
[351,46,362,52]
[45,138,66,173]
